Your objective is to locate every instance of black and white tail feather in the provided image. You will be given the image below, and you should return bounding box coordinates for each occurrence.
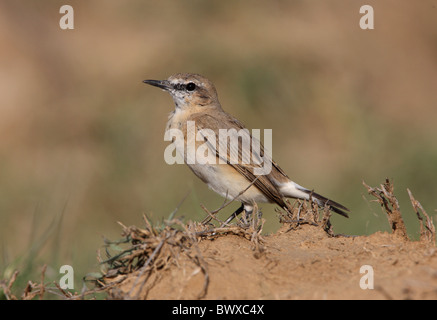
[279,181,349,218]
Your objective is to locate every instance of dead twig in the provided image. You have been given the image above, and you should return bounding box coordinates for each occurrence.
[407,189,435,245]
[53,281,74,299]
[129,236,167,299]
[363,179,408,240]
[278,199,326,233]
[0,270,19,300]
[39,264,47,300]
[321,203,334,236]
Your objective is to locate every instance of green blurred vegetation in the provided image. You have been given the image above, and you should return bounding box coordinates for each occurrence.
[1,0,436,295]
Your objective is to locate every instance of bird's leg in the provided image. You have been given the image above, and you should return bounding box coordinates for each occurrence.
[220,203,244,227]
[241,206,254,225]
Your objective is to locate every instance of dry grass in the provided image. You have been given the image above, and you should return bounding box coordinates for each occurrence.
[98,205,270,299]
[92,179,434,299]
[407,188,436,244]
[277,197,335,236]
[1,179,435,300]
[363,179,408,240]
[363,178,435,244]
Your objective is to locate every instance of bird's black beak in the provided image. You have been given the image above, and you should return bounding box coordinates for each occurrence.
[143,79,172,91]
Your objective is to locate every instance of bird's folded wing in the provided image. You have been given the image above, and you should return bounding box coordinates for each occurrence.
[191,112,288,208]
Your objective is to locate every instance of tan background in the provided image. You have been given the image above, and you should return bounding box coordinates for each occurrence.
[0,0,436,290]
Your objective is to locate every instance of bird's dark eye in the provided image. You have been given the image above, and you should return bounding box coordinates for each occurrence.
[186,82,196,91]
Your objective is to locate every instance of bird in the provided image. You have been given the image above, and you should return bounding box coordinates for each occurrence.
[143,73,349,224]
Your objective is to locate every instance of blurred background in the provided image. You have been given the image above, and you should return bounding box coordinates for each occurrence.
[1,0,436,293]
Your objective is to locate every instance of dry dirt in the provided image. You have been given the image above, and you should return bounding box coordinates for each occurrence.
[103,222,436,300]
[95,181,436,300]
[4,193,435,301]
[6,180,430,300]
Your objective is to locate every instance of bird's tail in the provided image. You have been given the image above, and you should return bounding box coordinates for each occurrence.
[305,190,349,218]
[279,181,350,218]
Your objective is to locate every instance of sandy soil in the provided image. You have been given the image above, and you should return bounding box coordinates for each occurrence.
[105,223,437,300]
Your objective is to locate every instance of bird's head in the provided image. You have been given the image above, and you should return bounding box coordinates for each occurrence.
[143,73,220,110]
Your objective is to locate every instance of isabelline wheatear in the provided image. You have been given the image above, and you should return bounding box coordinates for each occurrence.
[143,73,349,223]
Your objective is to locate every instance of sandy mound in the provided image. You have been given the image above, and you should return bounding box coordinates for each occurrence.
[95,181,436,300]
[3,180,434,300]
[101,223,436,300]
